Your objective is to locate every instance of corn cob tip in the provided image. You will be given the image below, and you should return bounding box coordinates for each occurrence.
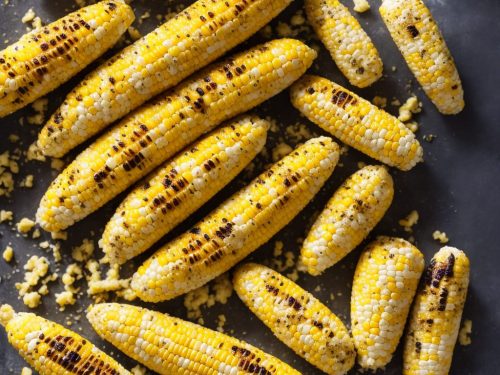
[0,304,15,327]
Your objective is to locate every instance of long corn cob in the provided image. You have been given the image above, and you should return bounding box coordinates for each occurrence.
[38,0,292,157]
[300,165,394,275]
[36,38,316,233]
[87,303,300,374]
[233,263,355,375]
[131,137,339,302]
[379,0,464,114]
[290,75,423,171]
[0,304,130,374]
[0,1,134,118]
[101,116,269,265]
[305,0,383,88]
[403,247,470,375]
[351,236,425,370]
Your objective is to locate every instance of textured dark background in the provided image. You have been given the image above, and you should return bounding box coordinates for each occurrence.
[1,0,499,373]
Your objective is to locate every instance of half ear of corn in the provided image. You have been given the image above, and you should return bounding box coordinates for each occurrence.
[290,75,423,171]
[0,0,134,118]
[379,0,464,114]
[36,38,317,233]
[233,263,355,375]
[38,0,292,157]
[351,236,425,370]
[305,0,383,88]
[403,247,470,375]
[87,303,300,375]
[132,137,339,302]
[300,165,394,275]
[101,115,269,265]
[0,304,130,375]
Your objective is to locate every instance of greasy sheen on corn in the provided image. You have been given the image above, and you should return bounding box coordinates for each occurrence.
[233,263,355,375]
[101,116,269,265]
[0,304,130,375]
[351,236,425,370]
[87,303,300,375]
[38,0,292,157]
[379,0,464,114]
[300,165,394,276]
[290,75,423,171]
[305,0,383,88]
[131,137,340,302]
[36,39,316,233]
[403,247,470,375]
[0,1,134,118]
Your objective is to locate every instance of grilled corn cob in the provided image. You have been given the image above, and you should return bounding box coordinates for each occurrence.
[101,116,269,265]
[234,263,355,375]
[0,304,130,375]
[305,0,383,88]
[132,137,339,302]
[36,39,316,233]
[87,303,300,374]
[379,0,464,114]
[38,0,292,157]
[351,236,425,370]
[0,1,134,118]
[403,247,470,375]
[300,165,394,275]
[290,75,423,171]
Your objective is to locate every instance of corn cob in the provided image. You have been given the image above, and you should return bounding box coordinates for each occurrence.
[305,0,383,88]
[290,75,423,171]
[131,137,339,302]
[403,247,470,375]
[87,303,300,374]
[36,39,316,233]
[379,0,464,114]
[101,116,269,265]
[0,1,134,118]
[300,165,394,275]
[233,263,355,375]
[0,304,130,375]
[351,236,425,370]
[38,0,292,157]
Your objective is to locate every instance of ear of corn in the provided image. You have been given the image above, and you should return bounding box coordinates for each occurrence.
[101,115,269,265]
[233,263,355,375]
[300,165,394,275]
[38,0,292,157]
[36,38,317,233]
[0,304,130,375]
[305,0,383,88]
[379,0,464,114]
[290,75,423,171]
[0,0,134,118]
[131,137,339,302]
[403,246,470,375]
[351,236,425,370]
[87,303,300,375]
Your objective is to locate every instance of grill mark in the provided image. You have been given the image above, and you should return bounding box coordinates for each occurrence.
[331,89,357,109]
[406,25,420,38]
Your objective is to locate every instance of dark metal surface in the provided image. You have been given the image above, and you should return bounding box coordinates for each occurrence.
[1,0,499,373]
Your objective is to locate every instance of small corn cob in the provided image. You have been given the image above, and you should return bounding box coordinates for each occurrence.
[379,0,464,114]
[38,0,292,157]
[36,38,316,233]
[351,236,425,370]
[87,303,300,374]
[132,137,339,302]
[101,115,269,265]
[290,75,423,171]
[300,165,394,275]
[403,247,470,375]
[0,304,130,375]
[0,1,134,118]
[305,0,383,88]
[233,263,355,375]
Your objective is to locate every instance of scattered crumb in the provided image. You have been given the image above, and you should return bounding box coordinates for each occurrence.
[290,13,306,26]
[0,151,18,197]
[3,246,13,262]
[8,134,19,142]
[20,174,34,188]
[23,292,42,309]
[128,26,141,41]
[391,98,401,106]
[32,228,41,239]
[56,264,83,310]
[131,365,147,375]
[276,22,293,38]
[459,319,472,346]
[273,241,284,257]
[0,304,15,327]
[16,217,36,234]
[272,142,293,162]
[50,158,65,171]
[353,0,370,13]
[405,121,419,133]
[372,96,387,108]
[21,8,36,24]
[27,142,46,162]
[16,255,56,308]
[0,210,13,222]
[217,314,227,332]
[74,0,87,7]
[21,367,33,375]
[27,98,49,125]
[391,66,397,72]
[398,96,421,122]
[432,230,449,244]
[357,161,367,169]
[259,25,272,39]
[51,231,67,241]
[87,264,130,298]
[423,134,437,143]
[286,268,299,282]
[72,239,94,262]
[399,210,419,232]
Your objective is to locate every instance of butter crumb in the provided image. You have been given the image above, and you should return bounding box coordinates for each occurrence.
[399,210,419,232]
[353,0,371,13]
[459,319,472,346]
[0,304,15,326]
[27,142,46,162]
[50,158,65,171]
[3,246,13,262]
[432,230,449,244]
[131,365,147,375]
[21,368,33,375]
[51,231,67,241]
[21,8,36,24]
[128,26,141,41]
[0,210,13,222]
[16,217,36,234]
[71,239,94,262]
[272,143,293,162]
[20,174,34,188]
[217,314,226,332]
[398,96,421,122]
[23,292,42,309]
[372,96,387,108]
